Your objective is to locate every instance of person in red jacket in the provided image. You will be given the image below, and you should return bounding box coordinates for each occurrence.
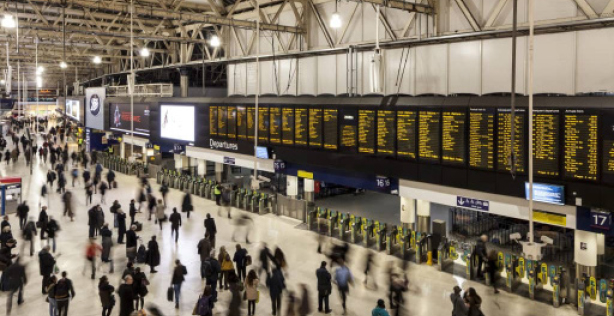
[84,238,102,280]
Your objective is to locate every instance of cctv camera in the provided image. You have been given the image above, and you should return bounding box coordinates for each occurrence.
[541,236,554,245]
[509,232,522,241]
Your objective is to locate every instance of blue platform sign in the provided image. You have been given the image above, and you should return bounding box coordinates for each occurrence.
[457,196,490,211]
[525,182,565,205]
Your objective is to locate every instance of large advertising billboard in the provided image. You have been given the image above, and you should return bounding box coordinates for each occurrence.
[65,98,81,122]
[160,105,195,142]
[109,103,151,136]
[85,87,105,129]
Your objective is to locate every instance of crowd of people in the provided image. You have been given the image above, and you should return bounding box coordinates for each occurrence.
[0,117,489,316]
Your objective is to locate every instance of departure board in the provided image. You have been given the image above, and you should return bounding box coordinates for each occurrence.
[309,108,323,148]
[377,110,395,156]
[247,107,255,140]
[269,107,282,144]
[397,111,416,159]
[217,106,227,137]
[323,109,338,150]
[564,110,598,181]
[533,110,559,176]
[227,106,237,139]
[341,125,357,149]
[237,107,247,140]
[258,107,269,143]
[295,108,308,146]
[209,106,218,136]
[282,108,294,146]
[358,110,376,154]
[602,112,614,184]
[497,109,525,173]
[469,108,495,169]
[442,111,466,165]
[418,111,441,162]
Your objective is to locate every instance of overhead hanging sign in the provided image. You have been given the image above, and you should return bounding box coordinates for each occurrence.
[456,196,490,211]
[525,182,565,205]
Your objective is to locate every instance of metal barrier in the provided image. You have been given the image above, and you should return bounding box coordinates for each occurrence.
[276,194,306,221]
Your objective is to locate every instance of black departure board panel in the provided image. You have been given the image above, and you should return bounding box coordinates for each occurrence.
[282,108,294,146]
[309,108,323,148]
[217,106,227,137]
[377,110,395,156]
[602,111,614,184]
[564,110,598,181]
[210,106,218,136]
[270,107,282,144]
[323,109,338,150]
[358,110,376,154]
[295,108,308,146]
[469,108,495,170]
[237,107,247,140]
[258,107,269,143]
[533,110,559,177]
[340,110,357,151]
[442,111,466,165]
[227,106,237,139]
[247,107,255,140]
[419,111,441,162]
[397,111,417,159]
[497,109,525,173]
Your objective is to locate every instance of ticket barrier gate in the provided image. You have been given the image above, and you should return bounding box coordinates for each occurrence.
[437,239,459,271]
[156,170,164,184]
[182,177,193,193]
[398,228,412,258]
[375,222,387,251]
[235,188,246,208]
[415,234,432,265]
[191,178,203,195]
[338,213,351,240]
[173,174,182,189]
[350,216,362,243]
[362,219,375,247]
[605,280,614,316]
[328,210,339,236]
[202,181,212,199]
[505,255,524,291]
[385,225,399,255]
[209,182,218,201]
[243,189,255,210]
[578,274,590,316]
[250,191,261,213]
[307,206,318,231]
[261,194,276,214]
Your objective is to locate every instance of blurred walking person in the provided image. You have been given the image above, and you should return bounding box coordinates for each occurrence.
[5,256,26,315]
[38,245,56,294]
[334,260,354,315]
[182,192,193,218]
[169,207,182,243]
[171,259,188,309]
[267,266,286,316]
[245,270,259,316]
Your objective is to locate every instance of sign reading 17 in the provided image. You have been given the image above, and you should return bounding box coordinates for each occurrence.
[591,211,611,229]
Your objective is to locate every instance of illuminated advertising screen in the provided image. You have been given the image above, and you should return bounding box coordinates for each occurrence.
[109,103,151,135]
[160,105,195,142]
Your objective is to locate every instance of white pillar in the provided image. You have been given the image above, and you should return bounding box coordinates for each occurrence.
[304,178,315,202]
[400,197,415,225]
[120,141,125,159]
[597,233,605,255]
[416,199,431,232]
[197,159,206,176]
[174,154,183,170]
[575,230,598,267]
[286,175,298,198]
[215,162,223,182]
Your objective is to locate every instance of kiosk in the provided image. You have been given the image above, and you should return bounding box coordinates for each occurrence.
[0,177,22,215]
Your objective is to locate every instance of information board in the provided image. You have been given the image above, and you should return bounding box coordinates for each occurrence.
[564,110,598,181]
[295,108,308,146]
[469,108,494,169]
[602,111,614,184]
[217,106,227,137]
[340,111,357,150]
[397,111,417,159]
[358,110,376,154]
[418,110,441,162]
[377,110,395,156]
[247,107,255,140]
[442,111,466,164]
[210,106,218,136]
[309,108,323,148]
[497,109,525,173]
[323,109,338,150]
[227,106,237,139]
[270,107,282,144]
[258,107,269,143]
[282,107,294,145]
[237,106,247,140]
[533,110,559,176]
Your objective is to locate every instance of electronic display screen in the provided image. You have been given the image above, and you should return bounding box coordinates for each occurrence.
[323,109,338,150]
[497,109,525,173]
[533,110,559,177]
[418,110,440,162]
[564,110,598,181]
[66,99,81,121]
[237,106,247,140]
[340,110,357,151]
[247,107,255,140]
[256,146,269,159]
[309,108,323,148]
[160,105,195,142]
[258,107,269,143]
[377,110,395,156]
[227,106,237,139]
[442,111,466,165]
[209,106,218,136]
[109,103,151,135]
[469,108,494,170]
[602,111,614,184]
[217,106,227,137]
[282,107,294,145]
[358,110,375,154]
[397,111,416,159]
[295,108,308,146]
[269,107,282,144]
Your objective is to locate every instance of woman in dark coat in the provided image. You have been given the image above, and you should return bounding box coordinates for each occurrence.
[38,207,49,240]
[132,267,149,310]
[181,192,193,218]
[227,271,242,316]
[117,275,135,316]
[98,275,115,316]
[145,236,160,273]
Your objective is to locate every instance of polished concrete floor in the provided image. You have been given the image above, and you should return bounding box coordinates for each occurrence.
[0,130,585,316]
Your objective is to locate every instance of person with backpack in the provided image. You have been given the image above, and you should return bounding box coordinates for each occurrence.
[38,245,56,294]
[245,269,259,316]
[171,259,188,309]
[47,275,58,316]
[55,271,76,316]
[233,244,248,281]
[204,250,221,302]
[38,206,49,240]
[16,201,29,230]
[181,192,193,218]
[46,216,59,253]
[196,285,215,316]
[219,246,235,290]
[169,208,182,243]
[22,217,37,256]
[98,275,115,316]
[117,275,135,316]
[145,235,160,273]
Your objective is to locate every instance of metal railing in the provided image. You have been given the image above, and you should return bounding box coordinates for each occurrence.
[107,83,173,97]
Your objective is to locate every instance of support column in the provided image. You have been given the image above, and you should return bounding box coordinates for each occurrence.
[400,197,416,229]
[304,178,314,202]
[286,175,298,198]
[215,162,223,182]
[180,68,190,98]
[120,141,125,159]
[197,159,206,176]
[416,200,431,233]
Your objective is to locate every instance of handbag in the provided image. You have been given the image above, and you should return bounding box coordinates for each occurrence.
[256,290,260,303]
[192,295,201,315]
[167,286,174,302]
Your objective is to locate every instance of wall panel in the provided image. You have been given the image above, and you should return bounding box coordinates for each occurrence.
[260,60,276,95]
[278,59,298,96]
[481,37,526,95]
[533,32,575,95]
[576,28,614,93]
[448,41,481,95]
[384,48,412,95]
[298,57,317,95]
[415,44,448,95]
[337,53,348,95]
[317,55,337,95]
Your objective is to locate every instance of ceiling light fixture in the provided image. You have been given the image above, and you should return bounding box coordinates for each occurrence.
[1,14,16,29]
[93,56,102,64]
[60,61,67,69]
[140,47,150,57]
[36,66,44,75]
[210,35,221,47]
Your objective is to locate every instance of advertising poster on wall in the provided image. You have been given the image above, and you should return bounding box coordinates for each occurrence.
[65,99,81,122]
[109,103,151,136]
[85,87,106,129]
[160,105,195,142]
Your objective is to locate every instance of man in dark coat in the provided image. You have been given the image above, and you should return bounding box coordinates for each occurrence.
[106,170,115,190]
[125,225,138,263]
[5,256,26,314]
[316,261,333,313]
[181,192,193,218]
[38,245,56,294]
[171,259,188,309]
[129,200,137,227]
[267,267,286,315]
[46,170,56,189]
[116,209,127,244]
[22,218,37,256]
[117,275,135,316]
[38,206,49,240]
[88,206,98,238]
[204,250,221,301]
[198,234,212,275]
[204,213,217,248]
[169,208,182,243]
[146,236,160,273]
[16,201,29,230]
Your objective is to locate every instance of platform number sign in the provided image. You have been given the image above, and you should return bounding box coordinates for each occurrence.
[591,210,612,230]
[376,176,391,188]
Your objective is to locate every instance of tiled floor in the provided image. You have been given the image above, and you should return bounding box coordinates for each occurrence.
[0,129,585,316]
